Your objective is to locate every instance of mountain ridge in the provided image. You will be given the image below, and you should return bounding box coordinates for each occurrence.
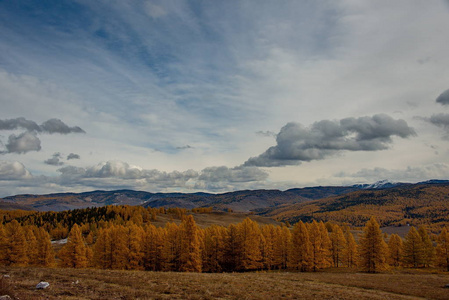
[1,179,447,212]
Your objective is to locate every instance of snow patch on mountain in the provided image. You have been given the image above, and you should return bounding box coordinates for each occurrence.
[353,180,400,190]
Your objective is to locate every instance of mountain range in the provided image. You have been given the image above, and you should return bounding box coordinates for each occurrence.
[1,179,447,213]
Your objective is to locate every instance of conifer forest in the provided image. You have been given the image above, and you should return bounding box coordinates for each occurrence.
[1,205,449,274]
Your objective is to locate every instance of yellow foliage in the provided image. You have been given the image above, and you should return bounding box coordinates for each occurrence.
[358,217,388,273]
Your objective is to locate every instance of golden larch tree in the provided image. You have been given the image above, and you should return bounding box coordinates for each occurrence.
[307,221,332,271]
[235,218,263,270]
[0,223,6,265]
[202,225,228,272]
[273,225,291,270]
[109,225,129,269]
[387,234,403,267]
[92,227,113,269]
[418,226,435,267]
[319,222,332,267]
[4,220,28,266]
[402,226,424,268]
[123,223,145,270]
[24,226,39,265]
[224,224,240,271]
[178,215,202,272]
[436,227,449,271]
[330,224,346,267]
[142,224,166,271]
[358,217,389,273]
[260,225,275,270]
[58,224,90,268]
[36,227,55,266]
[289,221,311,271]
[163,222,181,271]
[342,229,358,268]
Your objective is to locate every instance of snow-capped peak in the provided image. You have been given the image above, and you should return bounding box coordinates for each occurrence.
[363,180,398,189]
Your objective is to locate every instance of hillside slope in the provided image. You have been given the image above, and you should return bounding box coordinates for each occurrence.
[0,200,34,211]
[265,183,449,230]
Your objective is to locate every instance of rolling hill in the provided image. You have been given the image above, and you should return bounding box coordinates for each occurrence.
[0,184,379,212]
[263,182,449,231]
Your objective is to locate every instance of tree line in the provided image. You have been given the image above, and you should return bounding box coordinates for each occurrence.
[1,211,449,273]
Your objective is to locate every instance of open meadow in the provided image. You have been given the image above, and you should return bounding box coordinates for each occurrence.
[1,267,449,300]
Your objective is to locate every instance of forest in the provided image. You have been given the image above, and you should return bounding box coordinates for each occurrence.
[1,205,449,273]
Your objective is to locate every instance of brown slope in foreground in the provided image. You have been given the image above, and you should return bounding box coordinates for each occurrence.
[265,183,449,231]
[2,267,448,300]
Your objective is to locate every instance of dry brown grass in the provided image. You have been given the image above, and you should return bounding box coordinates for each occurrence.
[0,267,448,300]
[151,211,281,229]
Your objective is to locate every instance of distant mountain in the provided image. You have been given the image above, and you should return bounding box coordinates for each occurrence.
[352,179,405,190]
[418,179,449,185]
[1,189,305,212]
[1,180,448,213]
[264,182,449,231]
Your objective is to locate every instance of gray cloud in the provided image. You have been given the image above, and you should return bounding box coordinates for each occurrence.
[436,89,449,106]
[244,114,416,167]
[3,132,42,154]
[176,145,193,150]
[426,113,449,129]
[67,153,80,160]
[44,153,64,166]
[40,118,85,134]
[0,117,41,132]
[0,161,32,180]
[0,117,85,134]
[420,113,449,139]
[256,131,277,137]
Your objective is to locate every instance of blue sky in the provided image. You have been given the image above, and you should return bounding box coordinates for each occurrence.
[1,0,449,196]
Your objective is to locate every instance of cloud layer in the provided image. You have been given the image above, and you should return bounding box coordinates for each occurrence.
[245,114,416,167]
[55,161,268,191]
[336,163,449,183]
[0,160,269,196]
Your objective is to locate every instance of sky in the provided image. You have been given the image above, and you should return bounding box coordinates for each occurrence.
[1,0,449,197]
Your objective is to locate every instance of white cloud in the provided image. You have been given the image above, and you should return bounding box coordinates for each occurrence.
[0,160,268,196]
[3,132,41,154]
[0,161,32,180]
[245,114,416,167]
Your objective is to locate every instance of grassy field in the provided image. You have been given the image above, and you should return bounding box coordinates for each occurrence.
[1,267,448,299]
[150,211,281,228]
